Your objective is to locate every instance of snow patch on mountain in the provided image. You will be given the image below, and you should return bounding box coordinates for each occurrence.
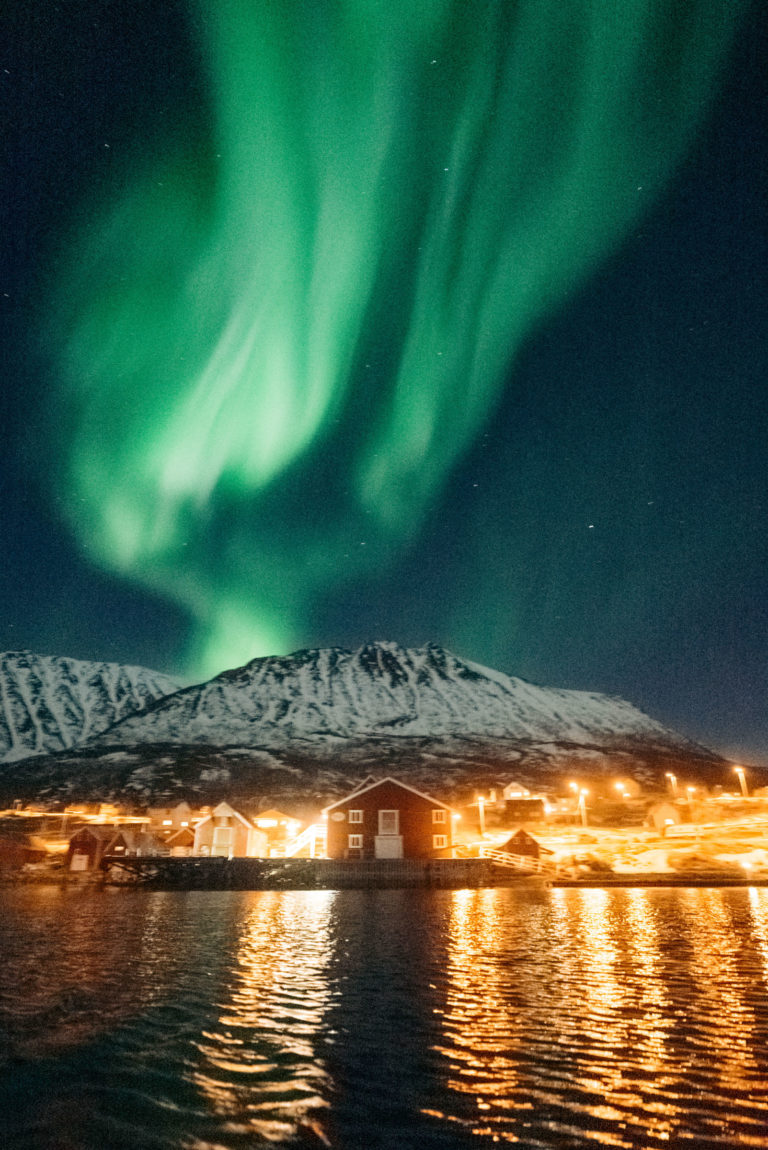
[0,651,182,762]
[92,641,696,751]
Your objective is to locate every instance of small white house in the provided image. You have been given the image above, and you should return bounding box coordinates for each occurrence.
[193,802,268,858]
[502,782,532,800]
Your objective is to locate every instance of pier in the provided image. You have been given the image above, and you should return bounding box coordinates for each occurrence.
[100,854,541,890]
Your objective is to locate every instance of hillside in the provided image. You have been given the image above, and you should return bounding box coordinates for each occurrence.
[0,651,181,763]
[92,642,701,750]
[0,643,729,807]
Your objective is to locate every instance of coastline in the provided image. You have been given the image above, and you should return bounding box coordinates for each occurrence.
[5,858,765,892]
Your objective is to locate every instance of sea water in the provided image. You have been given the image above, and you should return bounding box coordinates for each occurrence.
[1,884,768,1149]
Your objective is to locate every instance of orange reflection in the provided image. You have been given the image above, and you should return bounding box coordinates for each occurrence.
[673,889,761,1090]
[431,887,768,1146]
[190,890,334,1144]
[747,886,768,978]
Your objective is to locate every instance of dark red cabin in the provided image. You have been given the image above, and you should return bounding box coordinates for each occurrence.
[499,828,552,859]
[66,825,136,871]
[324,777,455,860]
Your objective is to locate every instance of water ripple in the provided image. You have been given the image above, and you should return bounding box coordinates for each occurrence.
[2,886,768,1147]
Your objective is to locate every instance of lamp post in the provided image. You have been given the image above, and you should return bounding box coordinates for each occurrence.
[578,789,588,828]
[734,766,749,798]
[665,772,678,798]
[477,794,486,835]
[568,782,579,825]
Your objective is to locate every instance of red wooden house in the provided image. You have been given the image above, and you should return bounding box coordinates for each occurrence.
[499,828,552,860]
[324,777,456,860]
[66,825,144,871]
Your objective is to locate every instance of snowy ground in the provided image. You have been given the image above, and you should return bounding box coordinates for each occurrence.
[469,815,768,876]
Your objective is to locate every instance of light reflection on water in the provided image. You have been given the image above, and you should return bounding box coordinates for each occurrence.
[192,890,335,1144]
[1,885,768,1148]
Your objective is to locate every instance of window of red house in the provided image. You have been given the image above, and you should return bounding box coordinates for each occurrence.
[378,810,399,835]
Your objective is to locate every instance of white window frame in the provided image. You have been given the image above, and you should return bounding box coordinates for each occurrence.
[433,834,448,849]
[348,834,363,849]
[348,809,363,823]
[378,809,399,835]
[432,809,446,824]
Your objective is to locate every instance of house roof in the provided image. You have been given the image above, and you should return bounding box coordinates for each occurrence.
[165,826,195,845]
[70,824,129,843]
[502,828,554,854]
[148,801,192,817]
[323,776,458,816]
[69,825,148,852]
[194,801,257,832]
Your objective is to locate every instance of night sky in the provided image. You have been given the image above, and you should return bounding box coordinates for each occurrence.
[2,2,767,762]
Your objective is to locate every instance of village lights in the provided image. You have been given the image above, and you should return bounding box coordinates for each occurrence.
[665,772,678,798]
[734,766,749,798]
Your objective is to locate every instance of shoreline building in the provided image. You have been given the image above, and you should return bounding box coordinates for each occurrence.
[324,777,456,860]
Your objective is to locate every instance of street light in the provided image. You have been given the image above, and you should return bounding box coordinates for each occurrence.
[665,772,678,798]
[477,794,486,835]
[578,789,589,827]
[734,766,749,798]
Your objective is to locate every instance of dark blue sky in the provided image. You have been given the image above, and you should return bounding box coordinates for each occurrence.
[1,2,767,762]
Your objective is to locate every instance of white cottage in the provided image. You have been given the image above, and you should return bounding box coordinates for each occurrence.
[193,802,268,858]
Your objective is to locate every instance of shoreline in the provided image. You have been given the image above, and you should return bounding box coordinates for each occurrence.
[4,860,767,891]
[553,873,768,888]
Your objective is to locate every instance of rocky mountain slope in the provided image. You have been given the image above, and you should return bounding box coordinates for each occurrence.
[0,651,181,763]
[92,641,698,751]
[0,643,731,807]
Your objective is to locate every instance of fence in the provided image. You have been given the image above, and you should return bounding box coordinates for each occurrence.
[480,847,555,874]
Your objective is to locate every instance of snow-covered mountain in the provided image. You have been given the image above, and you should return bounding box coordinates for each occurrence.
[0,651,182,763]
[0,643,730,807]
[93,641,698,751]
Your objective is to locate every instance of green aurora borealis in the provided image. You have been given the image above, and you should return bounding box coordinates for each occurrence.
[43,1,747,680]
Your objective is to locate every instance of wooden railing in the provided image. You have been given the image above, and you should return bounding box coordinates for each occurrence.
[281,823,327,858]
[480,847,554,874]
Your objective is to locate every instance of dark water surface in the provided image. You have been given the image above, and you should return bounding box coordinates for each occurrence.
[1,885,768,1149]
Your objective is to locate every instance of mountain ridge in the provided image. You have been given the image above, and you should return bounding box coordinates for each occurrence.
[90,640,701,751]
[0,650,182,763]
[0,642,731,806]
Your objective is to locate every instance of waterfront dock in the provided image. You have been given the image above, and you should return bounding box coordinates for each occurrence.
[97,854,768,891]
[101,854,544,890]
